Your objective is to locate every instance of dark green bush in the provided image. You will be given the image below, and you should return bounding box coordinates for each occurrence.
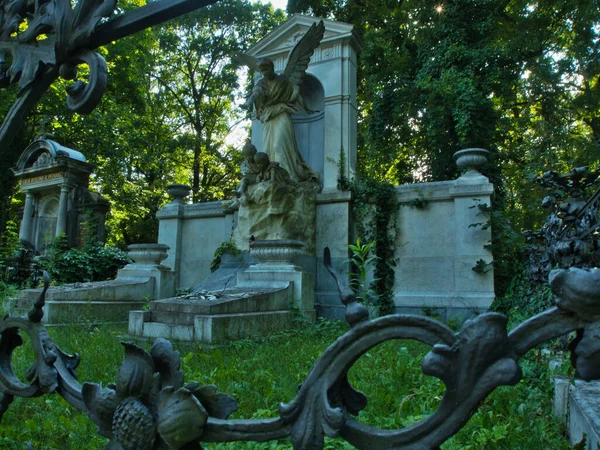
[38,235,130,284]
[492,262,554,319]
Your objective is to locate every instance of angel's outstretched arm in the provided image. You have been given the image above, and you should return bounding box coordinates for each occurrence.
[296,93,314,114]
[242,92,257,110]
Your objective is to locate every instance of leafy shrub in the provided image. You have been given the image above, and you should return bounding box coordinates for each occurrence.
[210,241,241,273]
[492,262,554,319]
[0,280,18,316]
[338,173,399,315]
[38,235,130,284]
[0,219,19,277]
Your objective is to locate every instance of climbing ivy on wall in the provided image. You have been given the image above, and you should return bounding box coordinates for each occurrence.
[339,164,399,315]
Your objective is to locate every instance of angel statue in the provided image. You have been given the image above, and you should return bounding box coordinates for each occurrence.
[240,20,325,190]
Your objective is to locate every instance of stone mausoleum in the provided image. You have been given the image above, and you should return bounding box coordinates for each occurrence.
[13,138,109,251]
[14,16,495,341]
[154,15,495,325]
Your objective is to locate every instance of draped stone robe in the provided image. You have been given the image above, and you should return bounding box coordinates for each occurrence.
[253,74,320,185]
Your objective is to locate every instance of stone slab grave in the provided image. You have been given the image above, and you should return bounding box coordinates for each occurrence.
[129,240,315,344]
[555,378,600,449]
[12,244,174,324]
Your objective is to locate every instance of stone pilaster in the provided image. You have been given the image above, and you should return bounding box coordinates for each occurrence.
[55,184,70,236]
[19,191,35,243]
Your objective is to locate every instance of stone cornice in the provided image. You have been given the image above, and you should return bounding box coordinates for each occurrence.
[247,14,363,61]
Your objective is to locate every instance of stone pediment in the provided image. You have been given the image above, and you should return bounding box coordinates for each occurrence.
[15,139,88,171]
[246,14,362,61]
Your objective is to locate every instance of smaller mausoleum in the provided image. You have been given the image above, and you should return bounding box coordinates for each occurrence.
[13,138,109,252]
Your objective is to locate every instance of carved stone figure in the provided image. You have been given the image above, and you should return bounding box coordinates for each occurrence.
[230,143,314,253]
[33,152,52,166]
[235,142,262,198]
[254,151,294,186]
[240,21,325,190]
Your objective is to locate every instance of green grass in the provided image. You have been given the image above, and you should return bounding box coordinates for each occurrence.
[0,319,571,450]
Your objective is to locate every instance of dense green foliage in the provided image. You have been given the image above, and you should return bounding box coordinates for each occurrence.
[0,220,19,280]
[492,262,555,318]
[1,0,599,295]
[210,241,242,272]
[339,175,399,314]
[0,319,571,449]
[288,0,600,296]
[37,235,130,284]
[346,238,378,304]
[0,0,285,248]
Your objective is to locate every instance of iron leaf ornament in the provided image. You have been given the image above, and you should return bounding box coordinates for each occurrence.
[82,339,238,450]
[0,0,114,126]
[0,260,599,449]
[0,0,220,152]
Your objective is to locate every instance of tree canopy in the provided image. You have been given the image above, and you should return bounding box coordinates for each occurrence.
[0,0,284,247]
[0,0,598,294]
[287,0,599,293]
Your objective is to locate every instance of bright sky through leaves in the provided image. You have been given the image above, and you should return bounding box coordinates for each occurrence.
[260,0,287,11]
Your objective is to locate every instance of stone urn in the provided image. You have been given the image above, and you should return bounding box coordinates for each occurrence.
[127,244,169,267]
[453,148,489,176]
[250,239,304,266]
[167,184,191,203]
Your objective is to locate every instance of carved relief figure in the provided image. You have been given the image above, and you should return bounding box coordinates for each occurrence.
[235,142,262,198]
[33,152,52,167]
[254,151,294,186]
[240,21,325,190]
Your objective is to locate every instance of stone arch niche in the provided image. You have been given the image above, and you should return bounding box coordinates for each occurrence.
[36,196,59,249]
[12,138,109,252]
[247,15,362,191]
[293,74,325,176]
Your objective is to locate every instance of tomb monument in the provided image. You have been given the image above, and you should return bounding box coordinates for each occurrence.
[13,138,109,251]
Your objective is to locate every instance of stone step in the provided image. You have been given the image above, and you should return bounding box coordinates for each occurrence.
[13,300,147,324]
[138,310,294,343]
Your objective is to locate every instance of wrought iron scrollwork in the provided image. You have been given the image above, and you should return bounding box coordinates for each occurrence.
[0,0,220,152]
[526,166,600,282]
[0,259,599,449]
[0,0,115,146]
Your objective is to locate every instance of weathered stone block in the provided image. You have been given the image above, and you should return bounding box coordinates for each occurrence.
[194,310,293,344]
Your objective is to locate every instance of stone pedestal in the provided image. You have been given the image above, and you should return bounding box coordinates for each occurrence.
[237,239,316,321]
[118,244,175,300]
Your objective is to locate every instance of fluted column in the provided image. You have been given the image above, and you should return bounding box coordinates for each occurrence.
[19,191,35,243]
[55,184,70,236]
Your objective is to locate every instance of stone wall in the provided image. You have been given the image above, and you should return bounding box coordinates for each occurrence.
[157,200,236,290]
[157,170,494,319]
[315,172,494,319]
[393,173,494,318]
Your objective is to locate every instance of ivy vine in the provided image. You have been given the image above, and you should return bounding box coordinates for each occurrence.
[210,241,241,273]
[338,153,399,315]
